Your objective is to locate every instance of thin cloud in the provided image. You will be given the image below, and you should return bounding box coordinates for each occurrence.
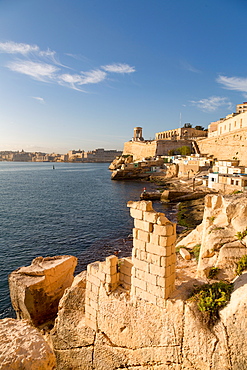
[217,75,247,93]
[0,41,39,54]
[102,63,135,73]
[190,96,232,112]
[32,96,45,103]
[180,60,200,73]
[1,40,136,92]
[7,61,59,81]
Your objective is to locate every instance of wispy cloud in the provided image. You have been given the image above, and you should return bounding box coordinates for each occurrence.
[217,75,247,93]
[7,61,59,81]
[190,96,233,112]
[102,63,135,73]
[0,41,39,54]
[0,41,136,92]
[180,60,200,73]
[32,96,45,103]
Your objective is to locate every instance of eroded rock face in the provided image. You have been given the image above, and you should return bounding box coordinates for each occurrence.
[176,194,247,279]
[0,318,56,369]
[9,255,77,326]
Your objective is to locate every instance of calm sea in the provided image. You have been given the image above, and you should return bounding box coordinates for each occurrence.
[0,162,178,319]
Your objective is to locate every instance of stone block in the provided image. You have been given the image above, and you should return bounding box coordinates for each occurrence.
[106,255,118,267]
[149,264,165,277]
[137,229,150,243]
[133,228,138,239]
[149,233,159,245]
[153,224,174,236]
[123,274,131,285]
[130,208,143,220]
[132,257,149,272]
[143,211,159,223]
[160,255,172,268]
[134,267,145,280]
[119,259,133,276]
[145,242,165,256]
[146,283,165,299]
[134,219,153,233]
[157,276,166,288]
[157,215,169,225]
[87,274,100,287]
[127,200,154,211]
[132,247,140,259]
[165,265,171,277]
[85,317,97,331]
[140,250,147,260]
[91,283,100,295]
[85,304,97,318]
[146,251,161,266]
[132,277,147,291]
[86,289,97,301]
[133,238,146,251]
[145,272,157,285]
[159,234,176,247]
[179,248,191,260]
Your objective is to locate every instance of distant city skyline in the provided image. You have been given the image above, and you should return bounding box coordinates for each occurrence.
[0,0,247,153]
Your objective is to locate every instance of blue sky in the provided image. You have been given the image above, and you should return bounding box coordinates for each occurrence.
[1,0,247,153]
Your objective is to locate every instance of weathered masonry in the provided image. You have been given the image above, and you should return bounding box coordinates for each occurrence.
[85,200,176,330]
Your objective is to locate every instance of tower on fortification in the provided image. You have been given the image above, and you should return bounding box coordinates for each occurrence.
[132,127,144,141]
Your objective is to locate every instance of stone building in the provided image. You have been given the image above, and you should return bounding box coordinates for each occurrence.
[155,126,207,140]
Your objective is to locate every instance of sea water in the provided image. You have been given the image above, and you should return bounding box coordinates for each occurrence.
[0,162,177,319]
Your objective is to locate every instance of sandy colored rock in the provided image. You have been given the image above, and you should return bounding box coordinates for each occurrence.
[176,194,247,279]
[9,255,77,326]
[0,318,56,369]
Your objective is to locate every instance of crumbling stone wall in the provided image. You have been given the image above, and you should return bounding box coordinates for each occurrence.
[129,200,176,307]
[85,201,176,330]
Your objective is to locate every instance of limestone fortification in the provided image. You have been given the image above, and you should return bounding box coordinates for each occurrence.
[5,198,247,369]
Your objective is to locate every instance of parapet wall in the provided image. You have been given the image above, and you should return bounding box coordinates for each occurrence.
[85,201,176,330]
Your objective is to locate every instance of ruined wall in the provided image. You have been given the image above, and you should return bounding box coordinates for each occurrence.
[50,200,247,370]
[85,201,176,331]
[130,201,176,306]
[197,127,247,166]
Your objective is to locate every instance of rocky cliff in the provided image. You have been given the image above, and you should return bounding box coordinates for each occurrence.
[5,197,247,369]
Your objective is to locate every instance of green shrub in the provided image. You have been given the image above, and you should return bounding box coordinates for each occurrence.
[208,267,219,279]
[236,255,247,275]
[236,229,247,241]
[189,281,233,324]
[191,244,201,261]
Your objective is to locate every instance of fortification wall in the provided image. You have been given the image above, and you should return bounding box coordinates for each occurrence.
[123,140,193,161]
[197,127,247,166]
[123,141,157,160]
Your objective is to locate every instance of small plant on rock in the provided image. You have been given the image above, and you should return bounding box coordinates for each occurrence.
[191,244,201,261]
[208,267,219,279]
[189,281,233,324]
[236,255,247,275]
[236,229,247,241]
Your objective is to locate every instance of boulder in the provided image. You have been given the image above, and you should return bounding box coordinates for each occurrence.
[0,318,56,369]
[9,255,77,327]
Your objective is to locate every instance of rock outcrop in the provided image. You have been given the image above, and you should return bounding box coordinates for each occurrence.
[176,193,247,279]
[0,318,56,369]
[9,255,77,327]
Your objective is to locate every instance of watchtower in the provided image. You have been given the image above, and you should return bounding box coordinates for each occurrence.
[133,127,144,141]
